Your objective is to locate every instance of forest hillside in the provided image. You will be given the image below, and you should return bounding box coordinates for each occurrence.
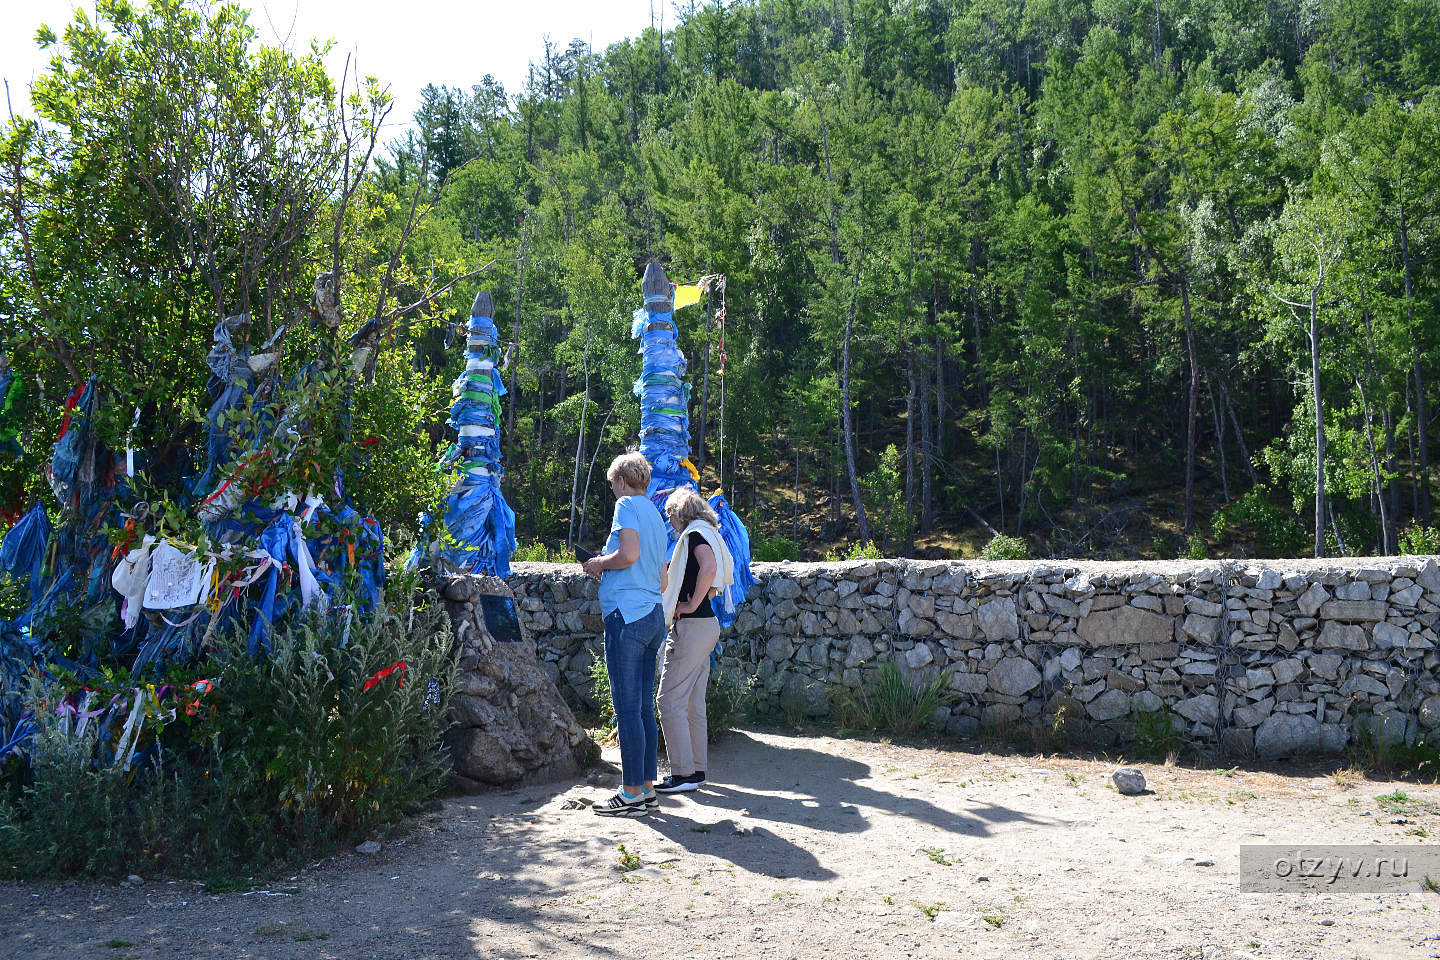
[7,0,1440,562]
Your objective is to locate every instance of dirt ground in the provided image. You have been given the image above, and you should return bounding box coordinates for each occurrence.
[3,727,1438,960]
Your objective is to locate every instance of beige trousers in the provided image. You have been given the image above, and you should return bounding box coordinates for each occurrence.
[656,616,721,775]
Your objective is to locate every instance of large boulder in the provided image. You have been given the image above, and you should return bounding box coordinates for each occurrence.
[440,575,594,789]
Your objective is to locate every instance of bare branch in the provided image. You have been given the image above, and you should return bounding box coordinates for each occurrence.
[380,258,523,324]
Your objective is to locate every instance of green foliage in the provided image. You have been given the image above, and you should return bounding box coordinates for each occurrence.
[1183,535,1209,560]
[1399,526,1440,555]
[832,662,955,736]
[1209,488,1309,557]
[1127,708,1185,761]
[615,843,641,872]
[588,651,614,728]
[1351,725,1440,781]
[980,534,1030,561]
[860,445,913,551]
[823,541,884,562]
[0,592,454,880]
[511,541,567,562]
[750,535,800,562]
[704,663,758,737]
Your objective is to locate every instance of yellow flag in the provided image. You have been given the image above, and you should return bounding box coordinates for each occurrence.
[673,284,702,310]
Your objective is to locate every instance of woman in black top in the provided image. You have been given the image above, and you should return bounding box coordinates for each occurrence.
[654,490,721,793]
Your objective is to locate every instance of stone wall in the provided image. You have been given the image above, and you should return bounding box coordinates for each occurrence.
[506,558,1440,758]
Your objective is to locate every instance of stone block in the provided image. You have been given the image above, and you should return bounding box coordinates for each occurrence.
[1078,605,1173,647]
[1087,689,1130,721]
[1180,613,1221,643]
[764,636,795,661]
[977,597,1020,641]
[987,656,1042,696]
[1186,597,1223,618]
[1317,622,1368,650]
[950,671,989,694]
[1297,582,1329,617]
[1174,694,1220,724]
[1318,600,1387,622]
[1334,581,1371,601]
[1255,713,1321,758]
[1307,652,1343,679]
[902,643,935,670]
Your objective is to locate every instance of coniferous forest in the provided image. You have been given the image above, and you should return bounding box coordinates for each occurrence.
[7,0,1440,562]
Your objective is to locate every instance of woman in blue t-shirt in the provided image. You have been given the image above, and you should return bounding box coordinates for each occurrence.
[581,452,668,816]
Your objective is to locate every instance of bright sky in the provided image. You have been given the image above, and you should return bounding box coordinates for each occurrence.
[2,0,661,132]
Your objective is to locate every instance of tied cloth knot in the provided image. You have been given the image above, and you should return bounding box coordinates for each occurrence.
[363,661,406,692]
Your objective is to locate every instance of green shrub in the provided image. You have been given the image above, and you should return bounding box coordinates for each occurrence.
[1399,525,1440,556]
[1208,487,1307,557]
[861,444,914,550]
[705,662,758,736]
[512,541,565,562]
[833,661,955,735]
[1183,534,1208,560]
[1349,721,1440,780]
[981,534,1030,561]
[588,651,614,728]
[1127,707,1184,760]
[751,535,800,562]
[823,541,884,561]
[0,591,454,880]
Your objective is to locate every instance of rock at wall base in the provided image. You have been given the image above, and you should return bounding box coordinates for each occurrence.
[439,575,593,790]
[1255,713,1321,759]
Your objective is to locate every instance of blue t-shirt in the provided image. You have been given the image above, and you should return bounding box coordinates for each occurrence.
[597,495,668,623]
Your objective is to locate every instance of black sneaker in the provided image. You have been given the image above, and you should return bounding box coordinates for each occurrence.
[655,773,704,794]
[592,790,652,817]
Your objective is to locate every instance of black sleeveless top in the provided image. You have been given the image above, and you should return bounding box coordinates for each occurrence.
[677,531,715,620]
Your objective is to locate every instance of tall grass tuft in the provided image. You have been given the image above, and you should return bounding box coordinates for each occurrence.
[833,661,955,735]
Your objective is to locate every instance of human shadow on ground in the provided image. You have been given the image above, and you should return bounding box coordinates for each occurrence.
[663,730,1053,836]
[629,729,1056,881]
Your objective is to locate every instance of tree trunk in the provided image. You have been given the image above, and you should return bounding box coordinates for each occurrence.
[1310,293,1326,558]
[1221,381,1259,486]
[793,446,801,551]
[1385,406,1400,545]
[935,332,946,460]
[1182,278,1199,532]
[905,346,916,521]
[1400,201,1428,520]
[567,342,590,551]
[919,349,933,533]
[842,292,871,546]
[507,215,530,440]
[1355,375,1391,554]
[1208,374,1229,502]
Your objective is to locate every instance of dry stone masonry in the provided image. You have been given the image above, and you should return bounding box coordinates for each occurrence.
[508,558,1440,759]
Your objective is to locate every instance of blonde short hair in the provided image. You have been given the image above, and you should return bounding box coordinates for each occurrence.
[606,452,651,492]
[664,488,719,529]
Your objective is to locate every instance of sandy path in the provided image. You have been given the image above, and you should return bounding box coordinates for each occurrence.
[3,728,1437,960]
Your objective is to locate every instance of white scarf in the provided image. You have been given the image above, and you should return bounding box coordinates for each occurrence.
[662,520,735,625]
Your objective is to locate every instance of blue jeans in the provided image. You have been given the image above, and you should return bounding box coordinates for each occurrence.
[604,604,665,786]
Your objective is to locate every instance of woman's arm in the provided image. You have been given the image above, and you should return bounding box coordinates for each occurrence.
[676,543,716,615]
[581,528,639,578]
